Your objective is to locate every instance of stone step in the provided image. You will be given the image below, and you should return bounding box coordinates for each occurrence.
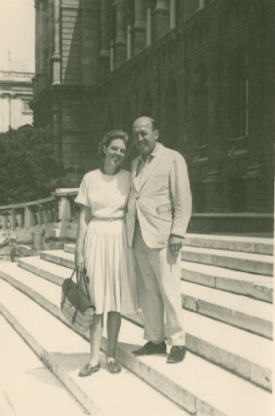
[64,243,76,254]
[186,234,273,255]
[0,264,272,416]
[181,261,273,303]
[0,275,190,416]
[7,257,274,391]
[18,254,71,286]
[65,234,274,256]
[181,280,273,339]
[39,250,274,338]
[181,246,273,276]
[41,249,75,268]
[0,314,87,416]
[65,243,273,302]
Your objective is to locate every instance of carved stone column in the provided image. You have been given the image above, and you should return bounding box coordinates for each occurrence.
[146,2,152,46]
[199,0,205,9]
[155,0,169,40]
[38,0,46,88]
[126,4,134,60]
[115,0,126,68]
[110,40,115,71]
[127,23,132,59]
[33,0,40,94]
[99,0,110,78]
[170,0,176,29]
[133,0,146,55]
[51,0,61,85]
[48,0,54,82]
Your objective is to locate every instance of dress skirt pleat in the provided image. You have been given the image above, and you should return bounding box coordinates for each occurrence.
[84,218,138,315]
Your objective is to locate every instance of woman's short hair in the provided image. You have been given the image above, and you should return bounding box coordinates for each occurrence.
[98,130,130,159]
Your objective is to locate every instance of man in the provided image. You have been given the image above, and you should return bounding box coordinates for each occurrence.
[126,116,192,364]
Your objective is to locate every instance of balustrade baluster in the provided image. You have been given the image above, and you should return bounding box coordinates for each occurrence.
[34,206,40,225]
[41,204,49,224]
[0,214,5,230]
[47,202,55,222]
[38,204,44,225]
[15,209,24,228]
[11,209,17,229]
[5,213,11,229]
[25,206,37,227]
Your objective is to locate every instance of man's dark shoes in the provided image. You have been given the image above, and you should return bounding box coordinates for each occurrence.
[132,341,167,356]
[78,362,100,377]
[167,346,186,363]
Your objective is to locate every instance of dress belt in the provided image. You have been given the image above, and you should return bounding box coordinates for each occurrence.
[92,216,125,222]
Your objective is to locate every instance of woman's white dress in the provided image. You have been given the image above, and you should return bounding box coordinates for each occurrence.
[75,168,138,315]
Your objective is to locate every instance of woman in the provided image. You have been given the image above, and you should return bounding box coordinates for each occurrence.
[75,130,138,377]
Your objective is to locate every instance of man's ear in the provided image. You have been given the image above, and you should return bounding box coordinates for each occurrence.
[103,145,106,154]
[154,129,159,140]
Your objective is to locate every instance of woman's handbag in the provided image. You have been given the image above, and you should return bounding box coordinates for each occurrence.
[60,269,95,333]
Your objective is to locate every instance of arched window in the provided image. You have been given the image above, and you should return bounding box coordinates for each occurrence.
[150,0,157,43]
[109,4,117,70]
[126,0,135,59]
[164,79,178,149]
[228,48,248,138]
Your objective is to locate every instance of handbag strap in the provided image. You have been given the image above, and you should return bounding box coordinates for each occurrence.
[79,269,91,301]
[62,269,92,313]
[63,269,76,298]
[61,269,76,309]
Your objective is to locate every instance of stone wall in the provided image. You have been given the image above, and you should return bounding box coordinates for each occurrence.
[31,0,274,213]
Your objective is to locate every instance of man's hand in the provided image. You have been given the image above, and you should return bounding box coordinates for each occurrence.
[169,235,185,256]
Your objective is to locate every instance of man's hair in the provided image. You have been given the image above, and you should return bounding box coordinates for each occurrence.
[98,129,130,159]
[150,118,157,131]
[135,116,158,131]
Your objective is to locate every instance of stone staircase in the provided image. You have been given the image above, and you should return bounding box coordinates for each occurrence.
[0,234,273,416]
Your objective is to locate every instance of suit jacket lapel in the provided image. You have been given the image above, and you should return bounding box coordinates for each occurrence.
[131,157,140,193]
[136,144,166,192]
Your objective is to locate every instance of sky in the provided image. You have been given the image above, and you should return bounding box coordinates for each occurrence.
[0,0,35,70]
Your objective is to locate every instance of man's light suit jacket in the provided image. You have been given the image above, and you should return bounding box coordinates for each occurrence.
[126,143,192,248]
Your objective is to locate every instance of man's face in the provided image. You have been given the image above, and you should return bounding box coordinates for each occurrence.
[133,118,159,156]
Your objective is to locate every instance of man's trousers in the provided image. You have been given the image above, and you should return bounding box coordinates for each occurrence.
[133,225,185,346]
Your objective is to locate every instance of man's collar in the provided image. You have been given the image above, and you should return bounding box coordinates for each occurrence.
[139,142,160,162]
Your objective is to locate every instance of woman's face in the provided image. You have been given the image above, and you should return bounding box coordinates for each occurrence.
[103,138,127,167]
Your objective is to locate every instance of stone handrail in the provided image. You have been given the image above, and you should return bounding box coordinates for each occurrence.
[0,188,79,231]
[0,196,57,230]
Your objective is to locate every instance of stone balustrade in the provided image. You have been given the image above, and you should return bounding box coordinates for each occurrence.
[0,188,79,240]
[0,188,273,241]
[0,196,57,231]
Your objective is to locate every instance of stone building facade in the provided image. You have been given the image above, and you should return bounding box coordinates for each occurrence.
[0,59,34,132]
[31,0,274,213]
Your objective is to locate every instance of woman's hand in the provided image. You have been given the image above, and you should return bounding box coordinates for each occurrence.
[75,205,88,274]
[75,252,84,273]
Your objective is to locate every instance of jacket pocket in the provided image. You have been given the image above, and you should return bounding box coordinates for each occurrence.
[156,203,172,215]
